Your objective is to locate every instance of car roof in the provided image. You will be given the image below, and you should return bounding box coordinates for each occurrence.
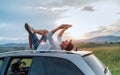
[0,50,92,57]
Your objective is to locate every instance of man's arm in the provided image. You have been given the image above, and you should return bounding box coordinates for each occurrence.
[57,29,66,42]
[51,24,72,35]
[57,25,72,42]
[47,24,71,49]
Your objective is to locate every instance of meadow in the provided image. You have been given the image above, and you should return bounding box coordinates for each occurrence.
[75,43,120,75]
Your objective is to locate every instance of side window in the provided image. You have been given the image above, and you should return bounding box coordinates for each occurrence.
[0,58,4,68]
[6,57,33,75]
[29,57,84,75]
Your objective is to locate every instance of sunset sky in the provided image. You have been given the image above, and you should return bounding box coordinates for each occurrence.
[0,0,120,44]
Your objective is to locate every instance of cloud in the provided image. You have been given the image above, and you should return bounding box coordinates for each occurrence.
[0,37,26,41]
[82,5,95,11]
[0,37,27,44]
[0,22,26,37]
[116,12,120,14]
[1,0,120,44]
[84,20,120,38]
[0,0,99,12]
[29,0,97,8]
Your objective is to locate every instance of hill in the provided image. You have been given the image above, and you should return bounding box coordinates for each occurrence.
[83,35,120,43]
[0,43,28,52]
[0,43,28,47]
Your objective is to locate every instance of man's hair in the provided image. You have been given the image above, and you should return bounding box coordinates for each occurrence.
[65,42,73,51]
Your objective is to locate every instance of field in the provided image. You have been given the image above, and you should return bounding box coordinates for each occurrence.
[75,43,120,75]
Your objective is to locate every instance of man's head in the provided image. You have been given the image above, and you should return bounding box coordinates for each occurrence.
[18,62,26,69]
[60,40,73,51]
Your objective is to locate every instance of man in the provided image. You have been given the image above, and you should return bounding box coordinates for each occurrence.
[11,62,26,75]
[25,23,73,51]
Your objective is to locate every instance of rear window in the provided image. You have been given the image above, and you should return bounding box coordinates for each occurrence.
[83,54,105,75]
[29,57,84,75]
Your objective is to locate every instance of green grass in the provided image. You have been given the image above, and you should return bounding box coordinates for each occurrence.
[75,43,120,75]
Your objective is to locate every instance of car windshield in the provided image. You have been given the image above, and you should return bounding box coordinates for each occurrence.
[83,54,105,75]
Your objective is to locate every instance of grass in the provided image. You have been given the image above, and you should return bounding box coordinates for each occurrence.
[75,43,120,75]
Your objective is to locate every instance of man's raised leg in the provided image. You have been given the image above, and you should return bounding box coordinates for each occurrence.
[25,23,48,50]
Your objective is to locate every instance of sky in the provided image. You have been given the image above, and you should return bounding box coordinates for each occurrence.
[0,0,120,44]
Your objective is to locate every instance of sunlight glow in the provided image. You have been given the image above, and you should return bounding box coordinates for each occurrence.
[56,1,120,40]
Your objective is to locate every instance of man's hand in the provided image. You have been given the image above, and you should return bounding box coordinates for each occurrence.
[51,24,72,35]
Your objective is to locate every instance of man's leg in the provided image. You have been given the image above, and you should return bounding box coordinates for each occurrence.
[29,33,48,50]
[25,23,40,49]
[29,33,40,50]
[28,34,32,49]
[25,23,48,50]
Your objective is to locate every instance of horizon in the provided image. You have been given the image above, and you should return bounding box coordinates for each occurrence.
[0,35,120,45]
[0,0,120,44]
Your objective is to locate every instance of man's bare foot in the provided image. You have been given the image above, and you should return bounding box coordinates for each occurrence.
[25,23,34,34]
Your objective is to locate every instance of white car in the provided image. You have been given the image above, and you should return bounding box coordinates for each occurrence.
[0,50,112,75]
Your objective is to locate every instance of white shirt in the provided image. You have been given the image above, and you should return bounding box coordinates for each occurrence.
[37,40,61,50]
[37,41,50,50]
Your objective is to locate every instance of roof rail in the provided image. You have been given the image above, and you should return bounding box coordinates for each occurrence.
[32,50,75,54]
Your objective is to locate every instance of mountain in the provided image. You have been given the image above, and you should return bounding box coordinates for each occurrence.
[0,43,29,52]
[0,35,120,47]
[0,43,28,47]
[83,35,120,43]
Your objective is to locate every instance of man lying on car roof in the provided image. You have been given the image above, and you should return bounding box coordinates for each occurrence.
[25,23,73,51]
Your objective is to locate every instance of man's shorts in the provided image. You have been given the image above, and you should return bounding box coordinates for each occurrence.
[30,33,47,49]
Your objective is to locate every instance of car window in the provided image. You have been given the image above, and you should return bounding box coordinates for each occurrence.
[6,57,33,75]
[29,57,84,75]
[0,58,3,67]
[0,58,4,69]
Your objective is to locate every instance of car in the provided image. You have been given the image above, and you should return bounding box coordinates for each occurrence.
[0,50,112,75]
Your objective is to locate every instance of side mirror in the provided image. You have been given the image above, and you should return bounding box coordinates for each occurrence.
[104,67,108,75]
